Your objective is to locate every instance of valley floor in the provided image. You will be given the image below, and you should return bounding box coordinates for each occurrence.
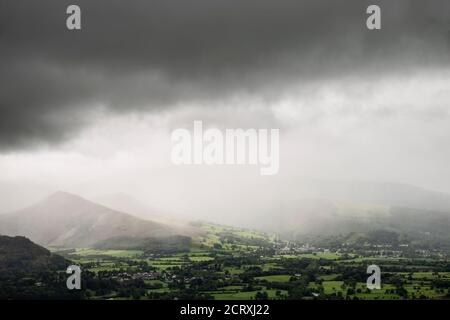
[54,223,450,300]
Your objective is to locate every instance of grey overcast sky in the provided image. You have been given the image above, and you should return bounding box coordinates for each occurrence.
[1,0,449,149]
[0,1,450,222]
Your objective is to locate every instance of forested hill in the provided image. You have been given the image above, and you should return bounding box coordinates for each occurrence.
[0,235,80,299]
[0,235,67,272]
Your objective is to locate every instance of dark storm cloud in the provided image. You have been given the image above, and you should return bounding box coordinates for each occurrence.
[0,0,449,150]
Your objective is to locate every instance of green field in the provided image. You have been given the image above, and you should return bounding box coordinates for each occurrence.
[209,289,288,300]
[73,248,143,258]
[255,275,292,282]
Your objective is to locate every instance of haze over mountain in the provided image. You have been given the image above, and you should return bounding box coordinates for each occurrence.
[291,180,450,213]
[0,192,179,248]
[263,198,450,240]
[93,193,162,221]
[92,192,202,236]
[253,180,450,239]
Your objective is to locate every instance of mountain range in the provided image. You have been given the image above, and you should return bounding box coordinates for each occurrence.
[1,180,450,247]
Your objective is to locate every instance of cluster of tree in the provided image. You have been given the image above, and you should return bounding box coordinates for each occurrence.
[94,235,192,254]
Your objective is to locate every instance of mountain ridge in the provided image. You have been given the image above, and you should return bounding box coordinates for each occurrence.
[0,191,178,248]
